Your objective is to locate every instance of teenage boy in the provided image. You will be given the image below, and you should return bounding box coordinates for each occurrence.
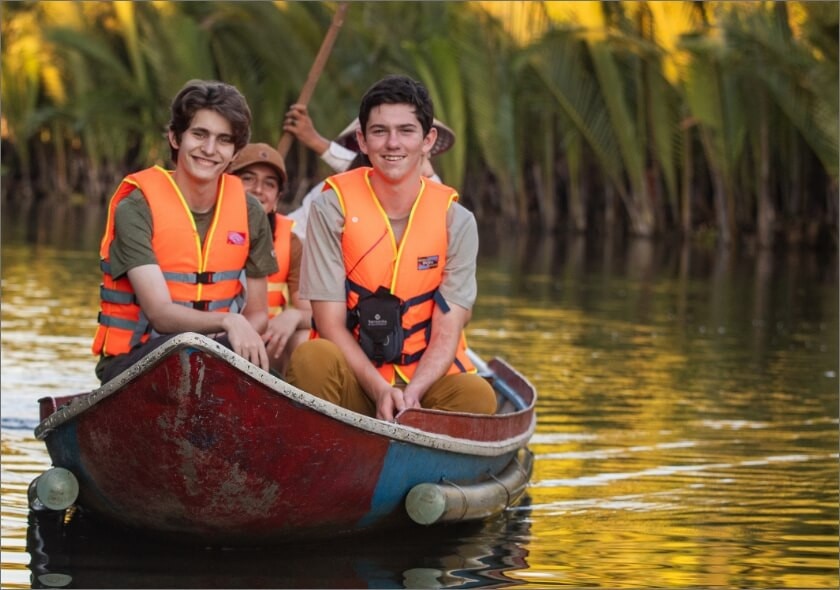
[287,75,496,421]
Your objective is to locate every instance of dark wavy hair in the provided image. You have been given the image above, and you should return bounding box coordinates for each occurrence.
[167,79,251,161]
[358,75,434,139]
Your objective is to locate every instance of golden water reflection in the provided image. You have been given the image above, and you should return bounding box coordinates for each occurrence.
[1,222,838,588]
[470,233,838,589]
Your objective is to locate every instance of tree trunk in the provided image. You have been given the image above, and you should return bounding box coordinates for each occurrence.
[626,189,656,238]
[756,97,775,248]
[680,125,694,236]
[565,135,586,233]
[539,122,558,230]
[531,162,556,231]
[53,123,70,200]
[699,128,733,245]
[604,182,616,239]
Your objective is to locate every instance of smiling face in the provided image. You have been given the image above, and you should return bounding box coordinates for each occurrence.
[237,163,282,214]
[357,103,437,186]
[169,109,237,185]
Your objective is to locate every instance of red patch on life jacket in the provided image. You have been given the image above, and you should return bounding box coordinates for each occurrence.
[227,231,247,245]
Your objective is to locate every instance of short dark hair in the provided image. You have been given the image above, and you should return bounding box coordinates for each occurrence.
[358,75,434,139]
[168,79,251,161]
[348,151,371,170]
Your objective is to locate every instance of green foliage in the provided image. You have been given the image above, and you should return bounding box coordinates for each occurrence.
[452,7,523,222]
[405,35,468,190]
[1,0,836,247]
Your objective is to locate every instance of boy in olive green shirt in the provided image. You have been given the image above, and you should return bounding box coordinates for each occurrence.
[93,80,277,382]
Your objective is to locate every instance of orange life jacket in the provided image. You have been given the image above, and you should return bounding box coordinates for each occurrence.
[324,167,475,383]
[92,166,249,356]
[267,212,293,317]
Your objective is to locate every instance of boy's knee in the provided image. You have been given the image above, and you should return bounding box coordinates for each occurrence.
[292,338,339,364]
[423,373,497,415]
[287,339,341,387]
[464,375,498,414]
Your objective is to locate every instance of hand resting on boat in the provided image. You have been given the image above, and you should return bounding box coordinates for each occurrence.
[128,264,271,371]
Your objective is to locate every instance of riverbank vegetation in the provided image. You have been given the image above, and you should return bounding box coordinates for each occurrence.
[2,1,836,248]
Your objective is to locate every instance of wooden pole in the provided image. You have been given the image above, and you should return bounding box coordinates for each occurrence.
[277,2,349,157]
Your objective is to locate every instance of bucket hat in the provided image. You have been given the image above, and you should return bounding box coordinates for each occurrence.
[228,143,287,186]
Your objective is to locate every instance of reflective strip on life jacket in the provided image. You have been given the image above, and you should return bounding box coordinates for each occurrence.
[267,212,293,317]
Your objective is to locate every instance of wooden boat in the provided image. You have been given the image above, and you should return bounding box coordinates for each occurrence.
[32,332,536,544]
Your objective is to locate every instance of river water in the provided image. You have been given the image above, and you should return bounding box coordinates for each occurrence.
[1,206,838,588]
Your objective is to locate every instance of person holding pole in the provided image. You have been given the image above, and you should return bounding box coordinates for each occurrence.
[286,74,496,422]
[282,103,359,174]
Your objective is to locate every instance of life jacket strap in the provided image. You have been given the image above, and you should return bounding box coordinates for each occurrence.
[404,318,431,338]
[101,260,244,285]
[345,279,445,315]
[162,269,244,284]
[100,285,137,305]
[345,279,450,363]
[97,312,138,331]
[398,349,425,365]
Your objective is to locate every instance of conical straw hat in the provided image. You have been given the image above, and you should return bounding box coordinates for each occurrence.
[335,117,455,156]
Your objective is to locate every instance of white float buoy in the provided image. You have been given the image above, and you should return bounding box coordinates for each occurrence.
[405,448,534,525]
[37,573,73,588]
[28,468,79,511]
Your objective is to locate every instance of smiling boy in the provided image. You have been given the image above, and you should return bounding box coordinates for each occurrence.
[287,75,496,421]
[92,79,277,382]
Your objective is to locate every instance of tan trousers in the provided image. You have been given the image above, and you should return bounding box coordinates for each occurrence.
[286,339,497,417]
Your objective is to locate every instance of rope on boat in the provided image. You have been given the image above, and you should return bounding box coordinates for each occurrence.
[440,478,469,521]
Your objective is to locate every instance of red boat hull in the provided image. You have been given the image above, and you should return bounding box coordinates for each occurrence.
[36,333,536,543]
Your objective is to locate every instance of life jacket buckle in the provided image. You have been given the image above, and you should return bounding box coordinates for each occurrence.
[196,271,214,284]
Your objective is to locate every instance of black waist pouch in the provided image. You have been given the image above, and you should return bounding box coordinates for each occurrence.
[356,286,404,366]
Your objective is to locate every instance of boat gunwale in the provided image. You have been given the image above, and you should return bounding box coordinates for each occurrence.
[35,333,536,457]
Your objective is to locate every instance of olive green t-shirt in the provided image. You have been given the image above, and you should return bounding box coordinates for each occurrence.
[95,189,277,381]
[108,189,277,279]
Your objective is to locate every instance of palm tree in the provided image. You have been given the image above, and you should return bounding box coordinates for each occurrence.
[1,3,45,202]
[2,0,836,247]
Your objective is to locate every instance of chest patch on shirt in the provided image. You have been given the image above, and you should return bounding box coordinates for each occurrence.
[227,231,247,245]
[417,255,439,270]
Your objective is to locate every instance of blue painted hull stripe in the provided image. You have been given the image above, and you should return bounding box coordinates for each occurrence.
[358,441,513,527]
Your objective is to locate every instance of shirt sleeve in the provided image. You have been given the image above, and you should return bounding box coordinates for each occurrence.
[298,189,346,302]
[245,195,279,278]
[109,190,157,279]
[439,202,479,311]
[287,233,303,297]
[320,141,357,173]
[288,181,326,241]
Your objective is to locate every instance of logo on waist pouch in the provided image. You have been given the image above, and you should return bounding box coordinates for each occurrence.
[227,231,247,245]
[417,255,439,270]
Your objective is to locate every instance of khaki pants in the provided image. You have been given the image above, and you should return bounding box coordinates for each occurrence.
[286,339,497,417]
